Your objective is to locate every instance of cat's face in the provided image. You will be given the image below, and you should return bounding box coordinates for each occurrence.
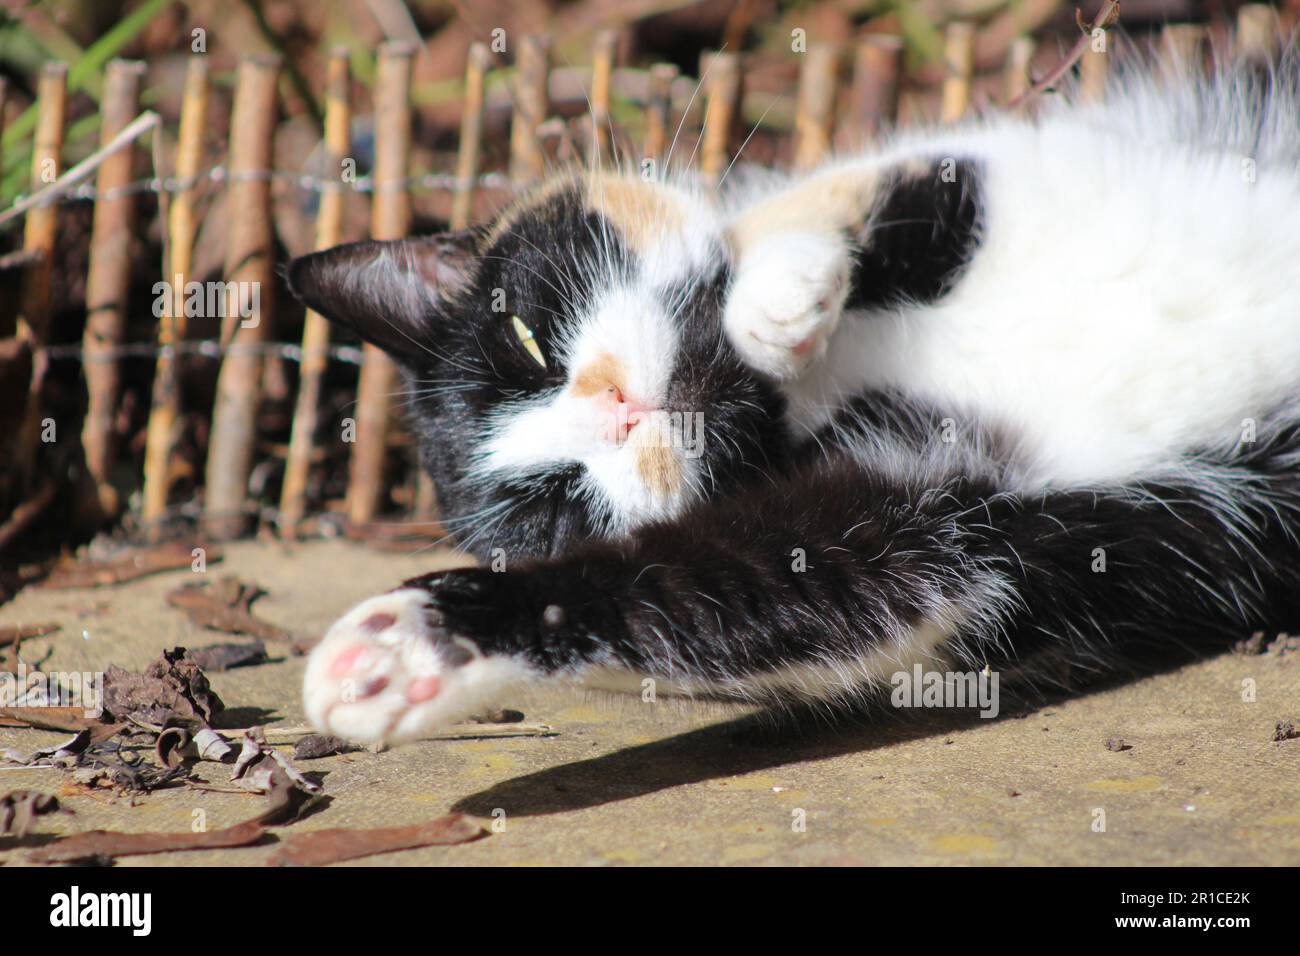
[288,172,785,560]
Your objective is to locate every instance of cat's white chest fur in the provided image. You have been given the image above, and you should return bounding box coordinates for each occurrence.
[776,118,1300,489]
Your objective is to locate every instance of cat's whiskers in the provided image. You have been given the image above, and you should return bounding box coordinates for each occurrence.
[663,49,718,181]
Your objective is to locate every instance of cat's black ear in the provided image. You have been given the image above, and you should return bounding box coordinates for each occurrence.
[286,230,479,361]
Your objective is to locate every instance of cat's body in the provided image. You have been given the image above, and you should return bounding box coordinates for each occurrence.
[288,51,1300,745]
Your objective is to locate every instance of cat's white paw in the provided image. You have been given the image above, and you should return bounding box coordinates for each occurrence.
[303,588,530,747]
[724,232,851,380]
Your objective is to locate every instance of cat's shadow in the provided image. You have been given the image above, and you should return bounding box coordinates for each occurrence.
[451,703,1002,818]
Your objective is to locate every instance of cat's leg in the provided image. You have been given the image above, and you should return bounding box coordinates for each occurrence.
[723,156,984,380]
[303,456,993,745]
[304,430,1299,746]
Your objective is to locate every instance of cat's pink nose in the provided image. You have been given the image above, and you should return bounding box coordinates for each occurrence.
[619,397,656,432]
[599,386,658,444]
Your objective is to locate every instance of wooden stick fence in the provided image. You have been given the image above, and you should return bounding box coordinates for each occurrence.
[279,48,351,536]
[81,59,146,522]
[12,64,66,505]
[202,54,281,540]
[346,41,415,531]
[141,56,208,535]
[0,9,1282,548]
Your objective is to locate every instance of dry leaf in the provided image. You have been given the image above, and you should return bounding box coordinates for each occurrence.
[26,818,267,864]
[39,543,222,590]
[166,577,292,643]
[186,640,268,671]
[292,734,356,760]
[270,813,487,866]
[231,728,324,825]
[103,648,223,729]
[0,624,60,647]
[0,706,122,738]
[0,790,68,836]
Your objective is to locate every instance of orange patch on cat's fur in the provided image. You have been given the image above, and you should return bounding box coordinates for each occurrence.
[631,423,682,496]
[586,175,684,253]
[570,351,626,398]
[728,166,883,257]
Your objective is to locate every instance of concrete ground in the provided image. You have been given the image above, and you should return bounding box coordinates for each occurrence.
[1,538,1298,866]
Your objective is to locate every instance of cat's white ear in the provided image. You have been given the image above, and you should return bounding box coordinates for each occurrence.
[286,231,478,361]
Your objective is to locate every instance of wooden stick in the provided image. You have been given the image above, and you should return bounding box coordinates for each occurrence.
[80,59,146,522]
[642,62,678,166]
[0,478,56,554]
[201,55,281,540]
[509,35,550,184]
[589,29,618,166]
[1236,4,1280,63]
[206,722,558,743]
[280,50,351,535]
[840,34,902,148]
[142,57,209,534]
[1003,36,1035,106]
[699,50,741,184]
[1079,33,1110,103]
[0,110,159,231]
[1008,0,1121,111]
[13,63,66,501]
[450,42,490,231]
[792,44,838,172]
[940,21,975,123]
[1159,24,1206,84]
[346,41,415,529]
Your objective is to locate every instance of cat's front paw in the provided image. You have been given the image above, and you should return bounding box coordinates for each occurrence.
[302,576,533,747]
[724,232,851,380]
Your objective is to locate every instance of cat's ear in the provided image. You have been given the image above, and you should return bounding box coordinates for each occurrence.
[286,230,480,361]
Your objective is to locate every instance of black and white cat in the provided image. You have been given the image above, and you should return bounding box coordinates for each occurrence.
[287,50,1300,746]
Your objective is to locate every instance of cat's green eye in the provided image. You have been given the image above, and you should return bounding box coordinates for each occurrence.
[510,314,546,368]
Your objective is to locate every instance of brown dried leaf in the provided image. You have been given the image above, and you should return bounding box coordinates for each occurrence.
[270,813,488,866]
[0,790,68,836]
[0,707,122,737]
[0,624,60,647]
[26,818,267,863]
[103,648,224,729]
[231,728,324,825]
[38,543,222,590]
[166,577,292,642]
[186,640,268,671]
[292,734,356,760]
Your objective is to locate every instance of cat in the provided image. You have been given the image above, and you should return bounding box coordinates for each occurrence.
[287,48,1300,747]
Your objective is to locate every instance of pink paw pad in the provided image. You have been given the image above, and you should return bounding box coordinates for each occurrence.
[406,675,442,703]
[329,644,371,677]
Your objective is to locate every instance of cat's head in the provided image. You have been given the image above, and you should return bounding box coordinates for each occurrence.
[287,171,785,561]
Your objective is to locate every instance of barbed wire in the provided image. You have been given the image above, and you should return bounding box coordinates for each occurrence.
[45,338,367,366]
